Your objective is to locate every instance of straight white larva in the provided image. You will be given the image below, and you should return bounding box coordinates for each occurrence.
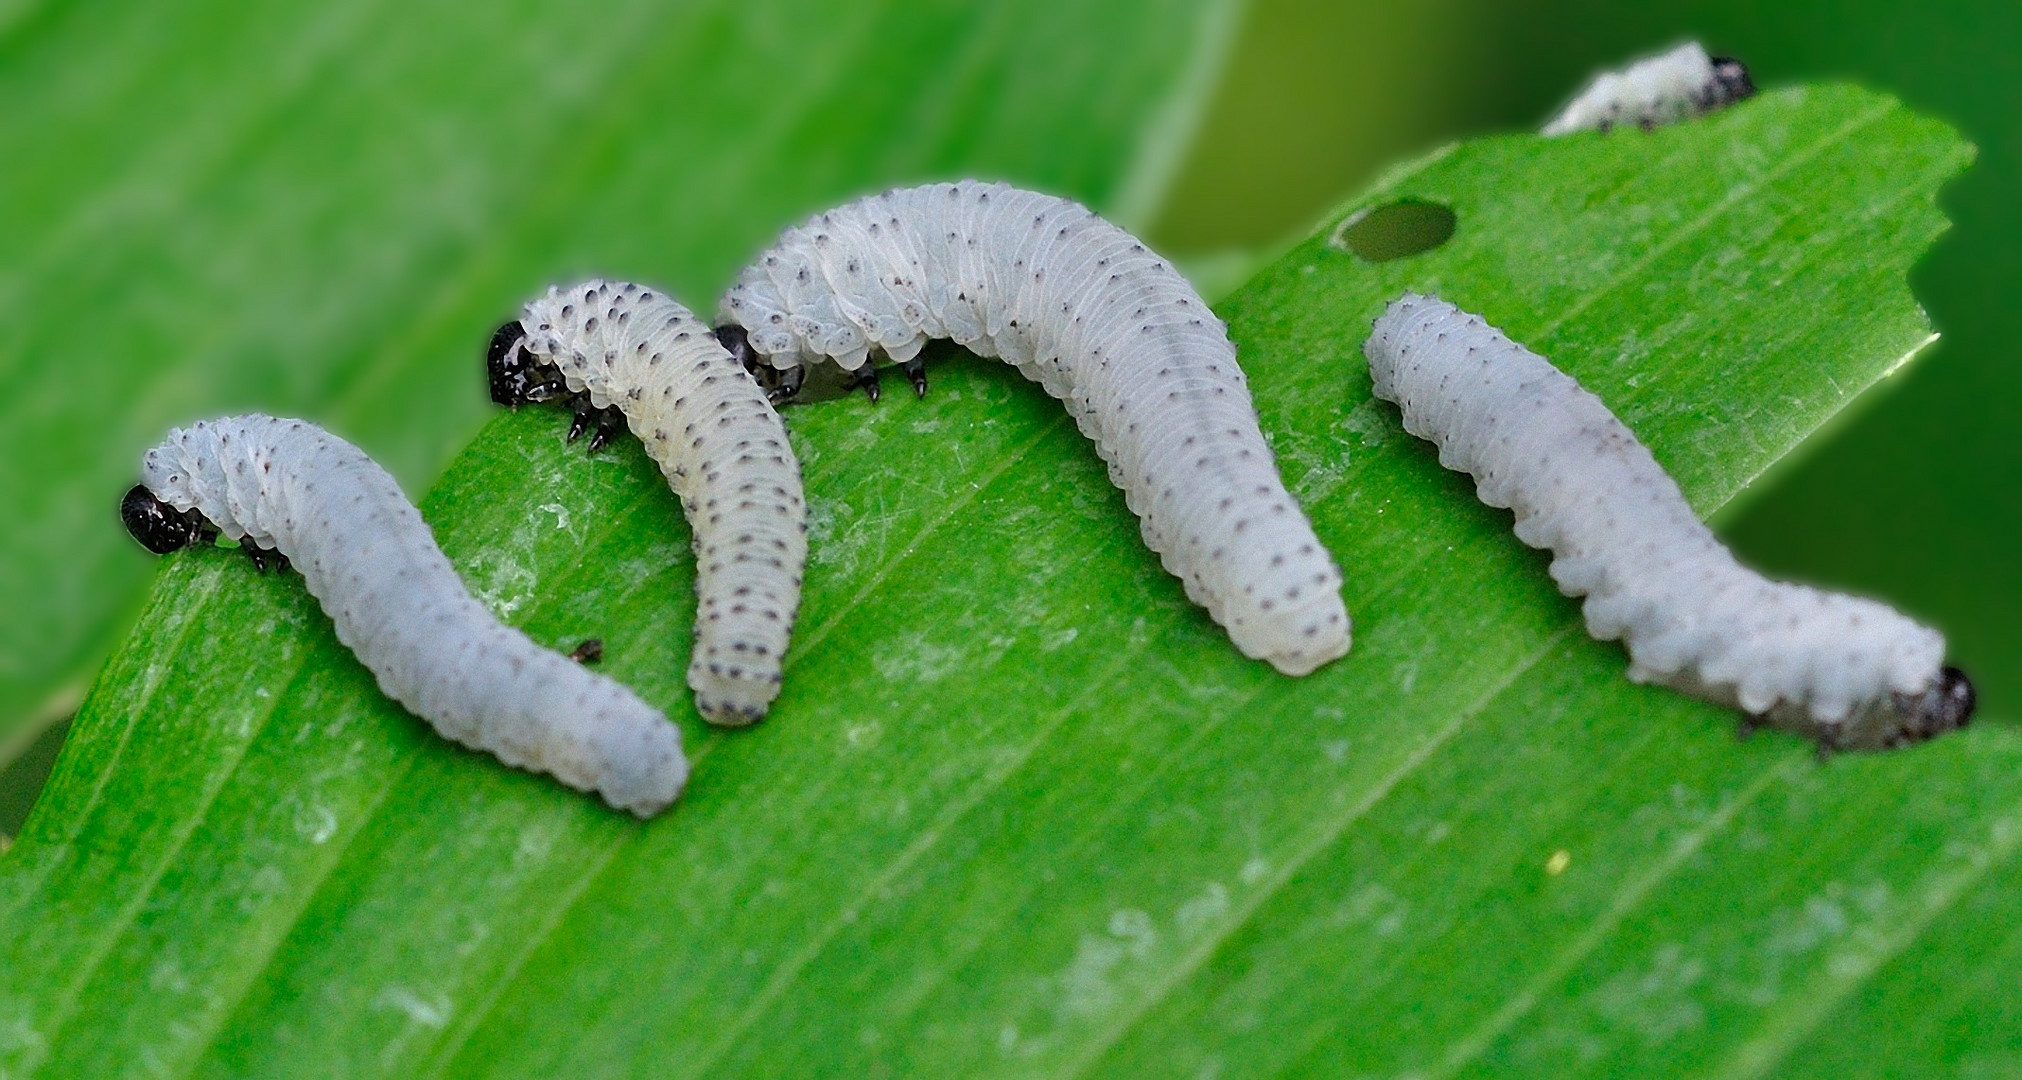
[1363,294,1975,751]
[122,414,686,815]
[718,181,1349,675]
[1541,42,1755,136]
[492,280,806,723]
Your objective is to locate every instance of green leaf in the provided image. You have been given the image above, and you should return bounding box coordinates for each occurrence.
[6,86,2014,1078]
[0,0,1237,745]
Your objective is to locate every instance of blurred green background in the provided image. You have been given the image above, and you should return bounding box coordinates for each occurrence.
[1,0,2014,830]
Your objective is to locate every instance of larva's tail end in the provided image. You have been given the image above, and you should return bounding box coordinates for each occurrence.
[689,630,790,726]
[691,665,783,729]
[1266,639,1351,678]
[121,484,211,555]
[610,759,689,819]
[1267,630,1352,677]
[598,722,690,818]
[1253,604,1353,677]
[695,696,771,728]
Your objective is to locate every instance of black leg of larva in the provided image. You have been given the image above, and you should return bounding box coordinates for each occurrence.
[1812,729,1844,764]
[568,638,604,664]
[711,327,811,405]
[242,544,289,575]
[845,364,882,403]
[768,364,806,405]
[566,397,599,444]
[899,357,928,398]
[586,406,626,454]
[1736,713,1765,741]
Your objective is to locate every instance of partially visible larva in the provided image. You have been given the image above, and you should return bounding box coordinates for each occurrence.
[121,414,686,816]
[1541,42,1754,136]
[1363,294,1975,752]
[717,181,1349,675]
[489,280,806,724]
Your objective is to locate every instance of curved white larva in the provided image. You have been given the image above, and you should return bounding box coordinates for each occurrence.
[130,414,686,815]
[718,181,1349,675]
[1363,294,1975,751]
[506,280,806,724]
[1541,42,1755,136]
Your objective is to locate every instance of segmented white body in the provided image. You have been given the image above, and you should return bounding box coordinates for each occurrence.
[1542,42,1752,136]
[719,181,1349,675]
[139,414,685,815]
[1364,295,1965,749]
[515,280,806,722]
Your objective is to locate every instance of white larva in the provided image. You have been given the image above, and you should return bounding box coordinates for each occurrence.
[717,181,1349,675]
[1363,294,1975,751]
[121,414,686,815]
[1541,42,1755,136]
[490,280,806,724]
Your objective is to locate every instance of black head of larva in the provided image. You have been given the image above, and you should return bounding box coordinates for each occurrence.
[1880,666,1977,748]
[121,484,213,555]
[713,324,756,372]
[487,320,565,407]
[1709,56,1755,104]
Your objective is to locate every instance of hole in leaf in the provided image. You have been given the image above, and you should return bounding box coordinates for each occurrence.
[1332,200,1456,262]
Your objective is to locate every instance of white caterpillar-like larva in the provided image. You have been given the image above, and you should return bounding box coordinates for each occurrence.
[120,414,686,815]
[717,180,1349,675]
[1363,294,1975,752]
[489,280,806,724]
[1541,42,1755,136]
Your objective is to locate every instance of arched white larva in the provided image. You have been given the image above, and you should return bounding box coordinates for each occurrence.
[123,414,686,815]
[718,181,1349,675]
[493,280,806,724]
[1363,294,1974,751]
[1541,42,1755,136]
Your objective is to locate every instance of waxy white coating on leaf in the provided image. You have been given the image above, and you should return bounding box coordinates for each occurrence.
[1542,42,1753,136]
[139,414,686,815]
[516,280,806,723]
[1364,295,1967,750]
[719,181,1349,675]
